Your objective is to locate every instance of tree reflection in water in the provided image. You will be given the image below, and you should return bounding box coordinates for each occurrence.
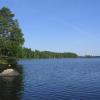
[0,65,24,100]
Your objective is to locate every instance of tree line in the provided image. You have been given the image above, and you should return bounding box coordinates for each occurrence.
[0,7,78,59]
[19,48,78,58]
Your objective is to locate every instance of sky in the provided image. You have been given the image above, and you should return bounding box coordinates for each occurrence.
[0,0,100,56]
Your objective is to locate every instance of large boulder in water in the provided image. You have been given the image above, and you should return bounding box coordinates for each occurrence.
[0,68,19,76]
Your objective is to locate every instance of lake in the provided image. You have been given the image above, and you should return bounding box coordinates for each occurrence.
[0,58,100,100]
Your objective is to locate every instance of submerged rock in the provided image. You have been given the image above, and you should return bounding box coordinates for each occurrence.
[0,68,19,76]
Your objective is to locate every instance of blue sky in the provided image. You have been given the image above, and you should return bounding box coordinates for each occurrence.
[0,0,100,56]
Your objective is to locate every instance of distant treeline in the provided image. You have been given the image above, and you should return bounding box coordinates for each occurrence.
[79,55,100,58]
[19,48,78,58]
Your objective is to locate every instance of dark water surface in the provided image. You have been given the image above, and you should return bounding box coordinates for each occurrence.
[0,58,100,100]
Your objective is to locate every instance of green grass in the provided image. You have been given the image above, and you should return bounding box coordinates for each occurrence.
[0,59,8,64]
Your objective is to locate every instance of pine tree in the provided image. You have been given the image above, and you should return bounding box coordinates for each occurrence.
[0,7,24,58]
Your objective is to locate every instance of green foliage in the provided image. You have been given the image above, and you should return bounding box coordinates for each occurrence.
[0,7,24,58]
[20,48,78,59]
[0,59,7,64]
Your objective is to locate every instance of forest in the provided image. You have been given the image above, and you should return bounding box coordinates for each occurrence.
[20,48,78,58]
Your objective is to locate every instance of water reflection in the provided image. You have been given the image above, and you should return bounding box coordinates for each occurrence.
[0,64,24,100]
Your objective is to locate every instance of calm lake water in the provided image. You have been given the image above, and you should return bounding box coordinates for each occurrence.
[0,58,100,100]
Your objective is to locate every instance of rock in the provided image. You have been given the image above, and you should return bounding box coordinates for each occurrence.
[0,68,19,76]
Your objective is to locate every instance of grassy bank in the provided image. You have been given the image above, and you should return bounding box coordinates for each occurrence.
[0,57,17,65]
[0,59,8,65]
